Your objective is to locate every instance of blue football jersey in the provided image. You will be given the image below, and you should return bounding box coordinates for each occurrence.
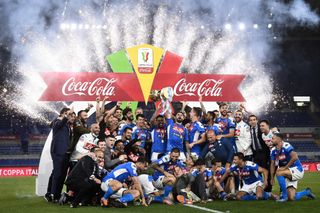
[230,161,262,185]
[118,123,136,136]
[215,117,235,135]
[214,167,226,187]
[132,126,150,148]
[189,121,205,155]
[166,118,188,153]
[205,123,220,135]
[152,154,185,180]
[102,162,137,183]
[191,168,213,182]
[151,126,167,153]
[214,167,226,180]
[270,142,303,172]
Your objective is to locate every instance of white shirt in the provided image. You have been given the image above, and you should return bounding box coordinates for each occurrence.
[235,120,253,156]
[70,133,99,161]
[262,130,273,149]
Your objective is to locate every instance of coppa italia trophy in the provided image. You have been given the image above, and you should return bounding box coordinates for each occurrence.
[150,87,174,115]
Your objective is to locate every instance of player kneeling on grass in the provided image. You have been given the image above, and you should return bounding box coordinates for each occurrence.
[270,133,316,202]
[100,157,148,207]
[220,152,276,201]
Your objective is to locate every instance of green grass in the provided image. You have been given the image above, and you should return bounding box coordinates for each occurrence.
[0,173,319,213]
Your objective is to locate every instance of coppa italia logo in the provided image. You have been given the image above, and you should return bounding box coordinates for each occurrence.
[138,48,153,73]
[39,44,245,103]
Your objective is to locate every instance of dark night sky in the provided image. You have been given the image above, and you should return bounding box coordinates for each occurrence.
[272,26,320,106]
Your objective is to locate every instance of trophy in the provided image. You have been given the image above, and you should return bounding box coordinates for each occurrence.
[150,87,174,115]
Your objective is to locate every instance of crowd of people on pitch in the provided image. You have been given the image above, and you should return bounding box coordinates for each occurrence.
[45,97,316,208]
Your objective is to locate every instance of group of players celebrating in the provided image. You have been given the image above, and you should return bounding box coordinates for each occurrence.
[46,97,316,208]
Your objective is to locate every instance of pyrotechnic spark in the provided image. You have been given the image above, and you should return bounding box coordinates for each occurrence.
[0,0,319,118]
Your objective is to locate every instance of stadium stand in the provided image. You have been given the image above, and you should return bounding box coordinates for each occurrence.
[0,109,320,167]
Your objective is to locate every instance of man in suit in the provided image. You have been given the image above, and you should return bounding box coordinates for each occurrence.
[248,114,272,192]
[45,107,75,202]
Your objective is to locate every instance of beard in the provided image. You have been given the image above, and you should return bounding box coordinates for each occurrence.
[127,115,134,121]
[177,118,184,123]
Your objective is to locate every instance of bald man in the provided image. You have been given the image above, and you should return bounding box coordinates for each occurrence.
[70,123,100,165]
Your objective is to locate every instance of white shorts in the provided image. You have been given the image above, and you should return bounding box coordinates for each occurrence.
[101,179,128,199]
[101,178,113,192]
[110,188,127,199]
[138,174,159,195]
[153,175,165,189]
[286,167,304,189]
[240,180,263,194]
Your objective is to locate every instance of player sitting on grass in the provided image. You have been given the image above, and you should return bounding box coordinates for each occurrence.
[137,174,174,205]
[220,152,277,201]
[100,158,148,207]
[151,148,185,201]
[190,159,213,202]
[173,165,195,204]
[270,133,316,202]
[210,159,234,200]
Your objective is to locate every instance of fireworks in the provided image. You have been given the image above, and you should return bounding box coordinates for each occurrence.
[1,0,319,119]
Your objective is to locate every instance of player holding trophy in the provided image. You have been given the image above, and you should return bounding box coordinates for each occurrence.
[149,87,174,116]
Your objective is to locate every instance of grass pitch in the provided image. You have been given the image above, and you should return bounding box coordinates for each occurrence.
[0,173,319,213]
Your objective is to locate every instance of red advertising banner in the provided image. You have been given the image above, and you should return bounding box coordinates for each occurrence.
[0,167,38,177]
[283,133,314,139]
[0,135,17,140]
[39,72,245,102]
[302,162,320,172]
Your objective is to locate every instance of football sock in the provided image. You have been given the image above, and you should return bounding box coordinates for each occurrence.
[295,189,309,200]
[164,185,173,197]
[119,193,134,203]
[263,192,270,200]
[220,191,227,199]
[241,194,257,201]
[154,196,164,203]
[277,176,287,198]
[103,187,114,199]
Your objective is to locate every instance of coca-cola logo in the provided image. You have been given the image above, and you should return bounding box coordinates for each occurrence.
[317,163,320,171]
[173,78,224,97]
[62,77,116,96]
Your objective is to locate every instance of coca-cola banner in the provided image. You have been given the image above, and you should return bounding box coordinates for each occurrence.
[39,72,244,102]
[39,44,245,102]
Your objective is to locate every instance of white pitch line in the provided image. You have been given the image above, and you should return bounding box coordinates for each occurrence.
[184,204,229,213]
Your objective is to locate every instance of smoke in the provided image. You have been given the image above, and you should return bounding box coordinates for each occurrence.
[0,0,319,118]
[268,0,319,26]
